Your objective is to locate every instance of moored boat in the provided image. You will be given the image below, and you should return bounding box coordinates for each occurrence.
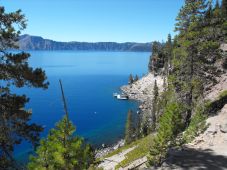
[116,94,128,100]
[113,92,128,100]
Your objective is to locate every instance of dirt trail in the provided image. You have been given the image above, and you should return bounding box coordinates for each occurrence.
[157,73,227,170]
[98,147,136,170]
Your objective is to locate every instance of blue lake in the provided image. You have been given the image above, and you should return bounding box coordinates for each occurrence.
[14,51,150,157]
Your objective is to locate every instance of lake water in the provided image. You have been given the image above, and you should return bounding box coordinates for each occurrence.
[14,51,150,158]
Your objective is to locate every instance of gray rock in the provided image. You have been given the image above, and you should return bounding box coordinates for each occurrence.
[220,124,227,133]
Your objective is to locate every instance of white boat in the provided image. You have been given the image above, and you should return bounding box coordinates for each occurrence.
[117,94,128,100]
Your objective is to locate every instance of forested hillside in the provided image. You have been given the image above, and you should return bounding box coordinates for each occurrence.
[147,0,227,166]
[100,0,227,169]
[1,0,227,169]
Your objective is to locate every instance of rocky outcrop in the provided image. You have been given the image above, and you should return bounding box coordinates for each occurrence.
[205,73,227,101]
[96,140,125,159]
[121,73,164,113]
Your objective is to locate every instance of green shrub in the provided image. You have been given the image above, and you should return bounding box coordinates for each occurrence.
[205,90,227,115]
[183,105,208,143]
[218,90,227,99]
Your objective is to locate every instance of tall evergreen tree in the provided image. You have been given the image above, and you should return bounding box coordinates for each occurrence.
[175,0,207,33]
[164,34,173,75]
[205,0,213,20]
[174,0,210,126]
[213,0,223,22]
[151,80,159,131]
[135,113,142,139]
[222,0,227,18]
[134,75,139,82]
[125,110,134,144]
[0,6,48,169]
[128,74,134,85]
[149,41,165,74]
[148,55,153,72]
[149,101,183,166]
[152,41,162,55]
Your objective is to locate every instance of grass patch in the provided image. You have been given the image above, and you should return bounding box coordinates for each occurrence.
[115,135,153,169]
[218,90,227,99]
[103,139,141,158]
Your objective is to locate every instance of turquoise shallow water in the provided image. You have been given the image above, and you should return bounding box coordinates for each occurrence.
[14,51,150,158]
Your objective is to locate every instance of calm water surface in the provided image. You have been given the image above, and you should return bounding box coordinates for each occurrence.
[14,51,150,158]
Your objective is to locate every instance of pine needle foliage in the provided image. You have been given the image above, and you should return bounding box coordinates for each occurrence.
[27,116,94,170]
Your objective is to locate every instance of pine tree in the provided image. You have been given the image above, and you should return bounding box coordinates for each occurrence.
[205,0,213,21]
[212,0,223,23]
[151,80,159,131]
[134,75,139,82]
[152,41,162,55]
[125,110,134,144]
[148,55,153,72]
[141,113,149,136]
[149,41,165,74]
[0,6,48,169]
[128,74,134,84]
[27,116,94,170]
[174,0,210,126]
[164,34,172,75]
[221,0,227,42]
[222,0,227,18]
[135,113,142,139]
[178,0,207,28]
[149,101,183,166]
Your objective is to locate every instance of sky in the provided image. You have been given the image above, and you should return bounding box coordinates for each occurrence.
[1,0,184,43]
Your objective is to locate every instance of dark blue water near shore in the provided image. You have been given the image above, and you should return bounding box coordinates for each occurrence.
[14,51,150,159]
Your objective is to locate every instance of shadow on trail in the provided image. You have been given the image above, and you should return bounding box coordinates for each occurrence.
[164,147,227,170]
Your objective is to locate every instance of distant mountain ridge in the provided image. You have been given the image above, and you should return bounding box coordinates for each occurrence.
[19,35,152,52]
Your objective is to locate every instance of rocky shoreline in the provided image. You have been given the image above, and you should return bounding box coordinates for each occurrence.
[121,73,164,113]
[95,140,125,159]
[96,73,164,159]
